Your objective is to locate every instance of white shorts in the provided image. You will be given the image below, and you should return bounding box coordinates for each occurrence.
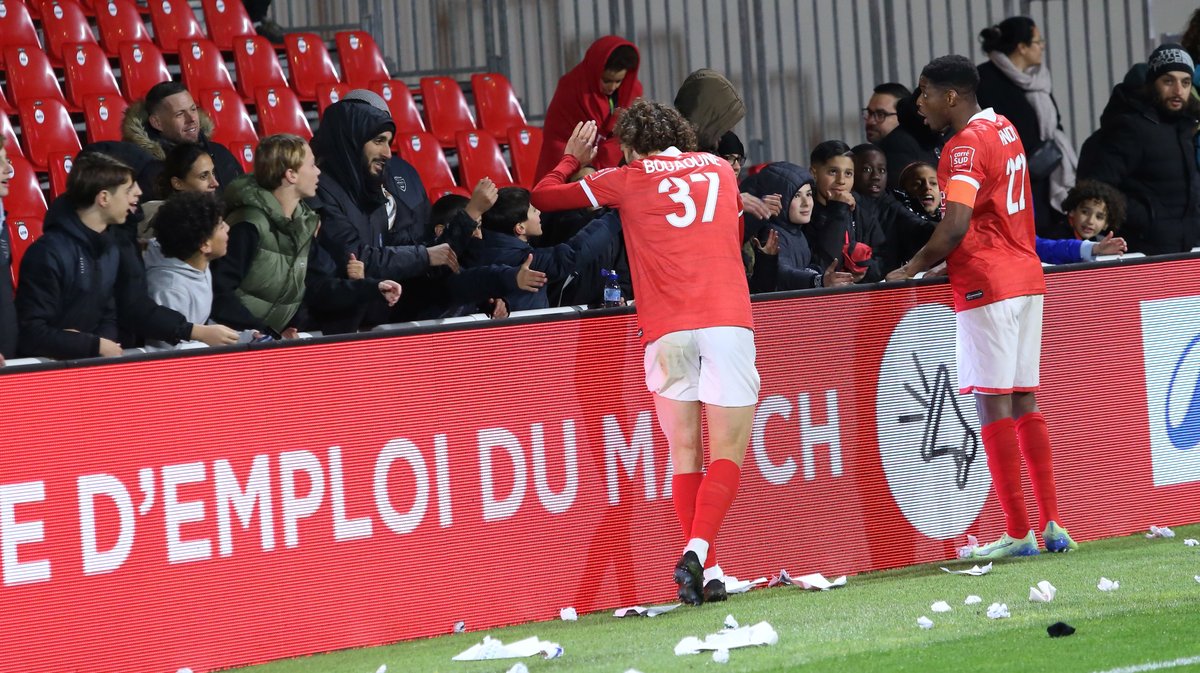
[643,326,760,407]
[956,295,1043,395]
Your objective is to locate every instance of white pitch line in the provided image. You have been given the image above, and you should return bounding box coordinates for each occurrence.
[1091,655,1200,673]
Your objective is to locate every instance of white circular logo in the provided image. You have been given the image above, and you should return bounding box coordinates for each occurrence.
[191,43,202,60]
[133,46,143,62]
[297,38,307,53]
[18,51,28,67]
[99,104,110,120]
[245,39,255,55]
[382,84,392,100]
[34,109,44,123]
[267,91,278,106]
[107,1,117,15]
[64,157,73,172]
[161,0,171,14]
[519,130,530,145]
[329,89,339,103]
[212,95,223,111]
[349,35,360,49]
[242,146,252,161]
[410,136,421,151]
[876,302,989,539]
[0,4,7,19]
[468,133,478,148]
[76,48,86,65]
[215,0,224,11]
[17,224,29,240]
[53,4,63,19]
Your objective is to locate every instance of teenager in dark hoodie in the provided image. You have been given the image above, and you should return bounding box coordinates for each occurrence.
[807,140,885,283]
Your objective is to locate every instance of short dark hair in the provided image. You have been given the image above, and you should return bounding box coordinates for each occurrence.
[155,191,224,260]
[481,187,532,235]
[851,143,884,158]
[1061,180,1127,231]
[157,142,212,196]
[810,140,854,166]
[979,16,1037,55]
[605,45,638,72]
[613,99,697,155]
[66,153,135,209]
[430,193,470,227]
[921,55,980,95]
[898,161,937,188]
[144,80,189,116]
[873,82,911,99]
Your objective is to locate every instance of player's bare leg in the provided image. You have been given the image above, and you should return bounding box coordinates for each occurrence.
[1012,391,1076,551]
[654,395,708,604]
[972,393,1038,558]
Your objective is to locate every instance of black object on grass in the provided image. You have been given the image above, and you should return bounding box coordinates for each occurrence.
[1047,622,1076,637]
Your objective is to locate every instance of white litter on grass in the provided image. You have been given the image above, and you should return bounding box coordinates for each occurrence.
[917,616,934,629]
[940,562,993,576]
[1098,577,1120,592]
[724,576,768,593]
[956,534,980,559]
[767,569,794,587]
[931,601,952,613]
[177,669,194,673]
[1184,539,1199,547]
[452,620,466,633]
[713,648,730,663]
[987,602,1010,619]
[674,621,779,656]
[613,603,681,618]
[1194,575,1200,584]
[1088,654,1200,673]
[375,666,386,673]
[965,595,983,605]
[793,573,848,590]
[452,636,563,661]
[559,607,578,621]
[724,614,739,629]
[505,664,529,673]
[1147,525,1176,539]
[1029,580,1057,603]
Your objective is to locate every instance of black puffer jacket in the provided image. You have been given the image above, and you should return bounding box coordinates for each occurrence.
[1077,82,1200,254]
[879,90,944,188]
[15,198,120,359]
[740,162,821,290]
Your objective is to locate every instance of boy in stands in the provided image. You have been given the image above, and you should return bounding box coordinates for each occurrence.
[886,55,1077,557]
[531,100,759,604]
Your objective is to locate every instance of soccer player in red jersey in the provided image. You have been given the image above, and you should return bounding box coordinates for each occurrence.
[886,55,1077,557]
[531,100,759,604]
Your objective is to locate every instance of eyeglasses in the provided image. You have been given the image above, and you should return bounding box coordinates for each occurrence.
[862,108,898,122]
[722,154,745,165]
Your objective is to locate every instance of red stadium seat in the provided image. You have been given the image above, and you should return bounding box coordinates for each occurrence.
[119,41,172,102]
[195,87,256,149]
[147,0,204,54]
[0,87,13,115]
[471,73,527,141]
[396,132,458,199]
[0,0,41,51]
[0,113,22,158]
[17,98,82,170]
[82,93,129,142]
[47,150,77,198]
[254,86,310,139]
[370,79,425,141]
[199,0,255,51]
[7,215,45,287]
[226,138,255,173]
[3,46,69,108]
[63,42,123,110]
[315,81,351,118]
[507,125,543,188]
[420,76,476,148]
[96,0,152,57]
[75,0,100,15]
[38,0,98,66]
[179,38,235,92]
[284,32,339,102]
[233,35,286,102]
[334,31,389,89]
[455,130,513,187]
[3,155,47,217]
[429,185,470,200]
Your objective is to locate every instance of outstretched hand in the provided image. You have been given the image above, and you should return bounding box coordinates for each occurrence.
[565,120,599,165]
[824,260,854,287]
[752,228,779,255]
[377,280,402,306]
[516,253,548,292]
[1093,231,1128,256]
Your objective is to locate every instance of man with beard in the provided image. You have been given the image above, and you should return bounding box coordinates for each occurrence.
[1077,44,1200,255]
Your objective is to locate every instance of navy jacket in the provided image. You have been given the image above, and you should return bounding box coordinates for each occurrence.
[15,198,120,359]
[740,162,821,290]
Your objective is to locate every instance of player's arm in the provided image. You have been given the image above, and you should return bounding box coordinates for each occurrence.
[891,200,972,278]
[531,121,610,212]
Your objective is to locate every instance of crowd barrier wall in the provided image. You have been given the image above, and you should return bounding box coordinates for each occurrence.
[2,256,1199,672]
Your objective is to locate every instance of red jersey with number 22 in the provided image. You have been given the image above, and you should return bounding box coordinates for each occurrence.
[938,108,1045,312]
[530,147,752,344]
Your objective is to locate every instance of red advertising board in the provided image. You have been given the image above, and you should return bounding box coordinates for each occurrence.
[1,257,1199,672]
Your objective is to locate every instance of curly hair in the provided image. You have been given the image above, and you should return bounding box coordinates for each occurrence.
[155,191,224,260]
[1183,8,1200,60]
[612,99,697,156]
[1061,180,1126,232]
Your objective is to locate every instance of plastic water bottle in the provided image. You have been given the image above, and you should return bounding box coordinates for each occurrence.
[602,269,623,307]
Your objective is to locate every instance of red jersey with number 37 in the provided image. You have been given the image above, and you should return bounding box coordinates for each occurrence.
[531,147,752,344]
[938,108,1045,312]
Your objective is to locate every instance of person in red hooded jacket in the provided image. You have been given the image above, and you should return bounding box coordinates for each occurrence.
[534,36,643,181]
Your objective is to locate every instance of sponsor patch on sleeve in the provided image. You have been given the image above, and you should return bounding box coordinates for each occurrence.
[949,146,976,173]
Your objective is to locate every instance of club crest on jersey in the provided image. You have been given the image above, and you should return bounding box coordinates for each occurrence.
[949,146,975,173]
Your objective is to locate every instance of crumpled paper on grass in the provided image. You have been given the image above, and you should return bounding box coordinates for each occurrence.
[987,603,1010,619]
[1147,525,1175,539]
[917,616,934,629]
[1097,577,1120,592]
[931,601,952,613]
[964,595,982,605]
[1184,539,1199,547]
[940,562,992,576]
[1029,580,1057,602]
[452,636,562,661]
[956,534,979,559]
[559,607,577,621]
[674,621,779,656]
[723,576,768,594]
[613,603,680,618]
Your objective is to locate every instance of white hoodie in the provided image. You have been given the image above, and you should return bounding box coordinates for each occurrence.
[144,239,212,347]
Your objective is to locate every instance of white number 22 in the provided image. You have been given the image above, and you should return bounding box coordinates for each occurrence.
[658,171,720,228]
[1004,153,1027,215]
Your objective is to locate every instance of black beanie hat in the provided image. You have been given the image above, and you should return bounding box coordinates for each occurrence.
[1146,43,1195,82]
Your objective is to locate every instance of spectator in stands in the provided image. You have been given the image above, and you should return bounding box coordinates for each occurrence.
[14,153,135,360]
[1184,10,1200,171]
[718,131,746,179]
[474,186,621,311]
[1043,180,1127,244]
[139,142,220,242]
[428,193,471,243]
[807,140,885,282]
[740,162,853,290]
[853,146,935,272]
[1077,44,1200,255]
[123,81,243,199]
[852,143,888,199]
[211,134,401,337]
[536,36,643,181]
[978,17,1076,233]
[0,136,16,362]
[243,0,285,44]
[143,191,228,348]
[863,82,906,144]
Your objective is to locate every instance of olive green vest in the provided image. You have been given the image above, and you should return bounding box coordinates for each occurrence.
[230,203,318,333]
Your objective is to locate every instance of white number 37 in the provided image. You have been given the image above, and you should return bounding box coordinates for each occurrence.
[658,171,720,227]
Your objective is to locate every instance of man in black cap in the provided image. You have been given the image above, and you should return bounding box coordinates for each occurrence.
[1078,44,1200,254]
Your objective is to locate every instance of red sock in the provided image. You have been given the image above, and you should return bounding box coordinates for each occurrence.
[1016,412,1060,529]
[981,418,1029,539]
[690,459,741,546]
[671,472,703,539]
